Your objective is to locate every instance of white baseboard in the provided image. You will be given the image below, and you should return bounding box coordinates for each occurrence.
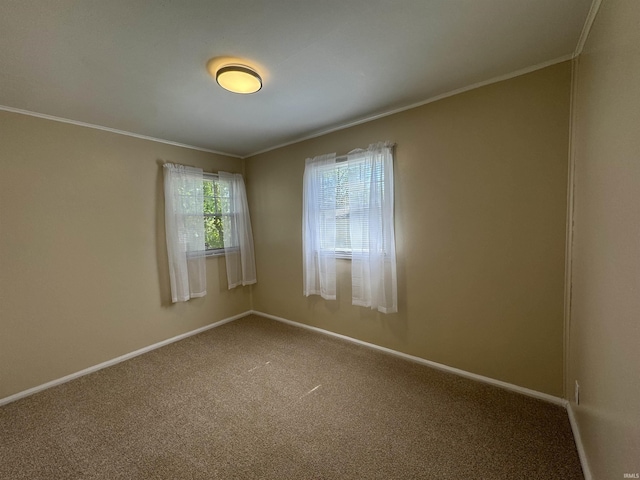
[1,308,566,409]
[0,310,252,407]
[567,402,593,480]
[250,310,566,407]
[2,308,589,477]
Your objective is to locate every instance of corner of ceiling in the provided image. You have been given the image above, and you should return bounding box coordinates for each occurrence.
[573,0,603,57]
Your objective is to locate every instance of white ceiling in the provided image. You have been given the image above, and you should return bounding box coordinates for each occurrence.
[0,0,592,158]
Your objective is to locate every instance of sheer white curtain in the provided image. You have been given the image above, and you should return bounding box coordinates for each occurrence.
[348,142,397,313]
[302,153,337,299]
[163,163,206,303]
[218,172,257,289]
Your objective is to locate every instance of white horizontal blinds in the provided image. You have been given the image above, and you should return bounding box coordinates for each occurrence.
[348,142,397,313]
[334,162,350,252]
[218,172,257,289]
[320,159,382,253]
[315,161,342,251]
[346,153,384,254]
[323,158,384,254]
[303,153,337,299]
[163,163,206,303]
[302,144,396,313]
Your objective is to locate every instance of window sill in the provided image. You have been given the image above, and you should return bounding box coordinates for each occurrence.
[205,246,240,258]
[324,250,391,260]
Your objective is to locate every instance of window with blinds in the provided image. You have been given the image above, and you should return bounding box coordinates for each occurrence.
[315,157,385,255]
[303,142,396,311]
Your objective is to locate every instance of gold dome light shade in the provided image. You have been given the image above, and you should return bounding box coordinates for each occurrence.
[215,65,262,94]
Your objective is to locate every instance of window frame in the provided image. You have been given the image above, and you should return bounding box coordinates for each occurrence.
[313,155,387,259]
[202,173,227,257]
[317,158,353,258]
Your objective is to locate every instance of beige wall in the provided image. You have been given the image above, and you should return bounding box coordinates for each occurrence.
[568,0,640,478]
[246,62,571,397]
[0,111,251,399]
[0,61,574,404]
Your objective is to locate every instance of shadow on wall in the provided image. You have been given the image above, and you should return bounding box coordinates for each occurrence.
[304,256,409,345]
[387,251,408,342]
[217,256,230,294]
[305,294,340,315]
[354,301,408,345]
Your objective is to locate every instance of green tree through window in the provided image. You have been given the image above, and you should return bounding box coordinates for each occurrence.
[203,178,227,252]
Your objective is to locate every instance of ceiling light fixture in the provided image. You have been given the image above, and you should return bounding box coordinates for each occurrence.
[215,64,262,94]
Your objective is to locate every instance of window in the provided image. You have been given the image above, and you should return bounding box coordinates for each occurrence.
[164,165,256,303]
[202,175,230,255]
[302,142,397,313]
[315,158,385,256]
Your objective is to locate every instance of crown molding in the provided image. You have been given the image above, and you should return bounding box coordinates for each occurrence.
[574,0,603,57]
[2,51,579,161]
[0,105,242,159]
[244,54,574,159]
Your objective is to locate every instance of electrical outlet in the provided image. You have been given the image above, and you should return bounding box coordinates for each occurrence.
[574,381,580,405]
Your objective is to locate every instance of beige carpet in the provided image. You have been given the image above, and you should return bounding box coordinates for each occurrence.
[0,314,583,479]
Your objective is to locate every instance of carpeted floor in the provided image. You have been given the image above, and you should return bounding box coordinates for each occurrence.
[0,314,583,479]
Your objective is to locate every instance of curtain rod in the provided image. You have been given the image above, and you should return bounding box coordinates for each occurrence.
[335,142,395,162]
[163,161,220,178]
